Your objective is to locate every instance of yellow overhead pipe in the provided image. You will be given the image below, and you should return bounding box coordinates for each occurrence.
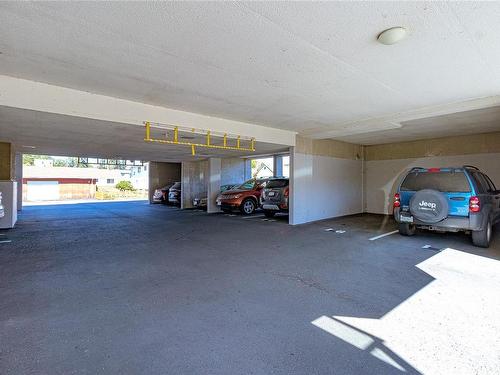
[143,121,256,153]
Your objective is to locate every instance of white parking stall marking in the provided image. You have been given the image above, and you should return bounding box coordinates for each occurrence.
[0,240,12,244]
[242,214,265,219]
[369,230,399,241]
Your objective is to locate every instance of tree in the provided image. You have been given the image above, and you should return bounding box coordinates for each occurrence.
[115,181,135,191]
[23,154,49,166]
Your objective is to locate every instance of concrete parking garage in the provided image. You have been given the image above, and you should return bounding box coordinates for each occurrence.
[2,2,500,374]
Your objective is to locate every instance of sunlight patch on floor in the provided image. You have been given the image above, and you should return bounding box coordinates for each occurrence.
[313,248,500,374]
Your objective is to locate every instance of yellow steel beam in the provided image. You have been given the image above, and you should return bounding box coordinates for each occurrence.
[144,121,255,154]
[144,137,255,152]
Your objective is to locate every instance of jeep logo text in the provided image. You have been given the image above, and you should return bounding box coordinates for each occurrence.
[419,200,437,209]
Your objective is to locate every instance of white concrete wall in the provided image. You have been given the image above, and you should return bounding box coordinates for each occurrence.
[364,152,500,214]
[181,160,208,209]
[290,151,363,225]
[221,157,249,185]
[207,158,222,213]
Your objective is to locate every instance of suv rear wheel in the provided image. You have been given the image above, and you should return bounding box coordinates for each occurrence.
[472,220,492,248]
[399,223,416,236]
[240,199,256,215]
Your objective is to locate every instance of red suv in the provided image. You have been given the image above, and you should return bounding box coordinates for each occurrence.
[216,178,269,214]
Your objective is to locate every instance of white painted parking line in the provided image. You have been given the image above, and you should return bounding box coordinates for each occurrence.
[242,215,265,219]
[0,240,12,244]
[369,230,399,241]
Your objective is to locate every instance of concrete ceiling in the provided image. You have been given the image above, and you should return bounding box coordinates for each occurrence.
[0,106,288,161]
[1,2,500,144]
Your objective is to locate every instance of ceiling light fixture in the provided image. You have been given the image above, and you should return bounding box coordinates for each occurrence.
[377,27,407,45]
[22,145,36,149]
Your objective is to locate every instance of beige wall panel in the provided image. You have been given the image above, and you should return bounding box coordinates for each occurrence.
[365,131,500,161]
[0,142,12,180]
[296,136,363,160]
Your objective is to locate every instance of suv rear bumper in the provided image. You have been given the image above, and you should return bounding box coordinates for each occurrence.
[394,207,484,231]
[261,199,288,213]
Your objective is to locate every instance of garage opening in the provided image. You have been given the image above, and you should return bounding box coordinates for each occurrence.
[22,154,150,205]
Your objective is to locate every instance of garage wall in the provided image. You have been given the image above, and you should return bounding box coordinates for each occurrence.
[221,157,250,186]
[181,160,208,209]
[148,161,181,203]
[0,142,12,180]
[364,132,500,214]
[290,136,363,225]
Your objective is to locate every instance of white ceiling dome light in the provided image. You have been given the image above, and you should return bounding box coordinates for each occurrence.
[377,27,407,45]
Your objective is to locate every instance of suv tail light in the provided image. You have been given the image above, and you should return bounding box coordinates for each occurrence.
[393,193,401,208]
[284,187,289,198]
[469,196,480,213]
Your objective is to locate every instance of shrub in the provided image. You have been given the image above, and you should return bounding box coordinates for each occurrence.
[115,180,135,191]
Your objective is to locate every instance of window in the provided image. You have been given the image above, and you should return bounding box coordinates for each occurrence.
[471,173,488,194]
[266,179,288,188]
[400,171,471,193]
[107,179,114,184]
[238,179,256,190]
[481,173,497,192]
[251,157,274,178]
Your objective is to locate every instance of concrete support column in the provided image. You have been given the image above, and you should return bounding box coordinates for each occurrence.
[207,158,221,213]
[0,142,18,228]
[244,159,252,180]
[181,160,208,210]
[274,155,283,177]
[14,152,23,211]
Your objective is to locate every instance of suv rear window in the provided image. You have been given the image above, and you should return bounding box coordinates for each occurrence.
[400,171,471,193]
[266,179,288,188]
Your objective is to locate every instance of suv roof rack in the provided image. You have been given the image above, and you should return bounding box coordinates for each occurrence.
[463,165,480,170]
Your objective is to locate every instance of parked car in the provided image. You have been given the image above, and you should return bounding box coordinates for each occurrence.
[216,178,269,214]
[168,182,182,206]
[261,178,289,217]
[194,185,240,209]
[193,195,207,208]
[152,184,174,204]
[394,166,500,247]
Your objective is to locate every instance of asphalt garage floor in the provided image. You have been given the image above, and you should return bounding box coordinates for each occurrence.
[1,202,499,374]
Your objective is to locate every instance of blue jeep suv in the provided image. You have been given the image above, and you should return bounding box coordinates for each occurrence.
[394,166,500,247]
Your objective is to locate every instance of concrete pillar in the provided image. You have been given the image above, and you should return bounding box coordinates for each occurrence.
[14,152,23,211]
[181,160,208,209]
[244,159,252,180]
[207,158,221,213]
[274,155,283,177]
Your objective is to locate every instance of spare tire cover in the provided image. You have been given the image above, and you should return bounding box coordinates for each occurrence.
[409,189,449,224]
